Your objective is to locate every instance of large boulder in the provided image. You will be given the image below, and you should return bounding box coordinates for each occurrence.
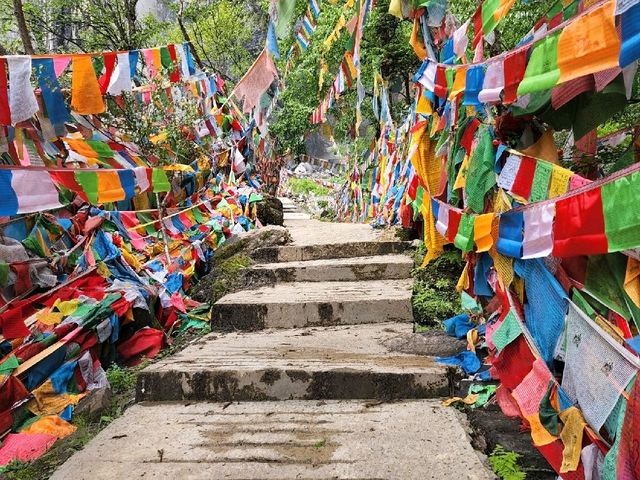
[256,194,284,226]
[190,226,292,303]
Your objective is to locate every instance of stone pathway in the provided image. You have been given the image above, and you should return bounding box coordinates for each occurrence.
[51,198,495,480]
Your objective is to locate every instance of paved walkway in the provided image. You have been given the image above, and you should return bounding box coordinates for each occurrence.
[52,198,494,480]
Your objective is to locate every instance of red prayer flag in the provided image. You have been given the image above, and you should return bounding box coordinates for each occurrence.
[447,209,462,243]
[510,156,537,199]
[503,49,528,104]
[0,59,10,125]
[553,187,608,257]
[98,52,117,95]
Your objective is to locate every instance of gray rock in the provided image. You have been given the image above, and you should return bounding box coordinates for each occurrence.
[75,386,112,420]
[256,194,284,226]
[382,330,467,357]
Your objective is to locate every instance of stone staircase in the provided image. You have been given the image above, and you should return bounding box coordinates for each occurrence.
[51,198,494,480]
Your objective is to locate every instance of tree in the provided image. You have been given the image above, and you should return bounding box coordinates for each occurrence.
[13,0,34,53]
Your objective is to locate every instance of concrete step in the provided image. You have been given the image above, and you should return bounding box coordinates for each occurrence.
[253,240,410,263]
[283,211,312,221]
[51,400,494,480]
[212,279,413,330]
[247,254,413,283]
[136,323,451,402]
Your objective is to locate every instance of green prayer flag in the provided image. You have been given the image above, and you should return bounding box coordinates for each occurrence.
[584,254,631,321]
[86,140,114,159]
[0,355,19,376]
[469,384,497,408]
[445,68,455,91]
[571,289,598,320]
[191,207,205,224]
[461,291,482,313]
[601,379,634,479]
[276,0,297,39]
[529,161,553,203]
[0,262,9,288]
[518,32,561,96]
[563,0,579,20]
[492,310,522,351]
[152,169,171,193]
[413,185,425,221]
[548,0,563,17]
[454,213,475,252]
[75,171,99,204]
[602,171,640,252]
[539,381,560,435]
[160,46,172,70]
[465,126,496,213]
[249,193,263,203]
[481,0,501,34]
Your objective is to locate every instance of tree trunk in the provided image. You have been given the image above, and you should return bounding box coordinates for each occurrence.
[13,0,35,54]
[123,0,139,50]
[177,20,205,70]
[177,1,205,70]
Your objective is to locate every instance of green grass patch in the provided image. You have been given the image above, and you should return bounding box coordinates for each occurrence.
[288,178,331,197]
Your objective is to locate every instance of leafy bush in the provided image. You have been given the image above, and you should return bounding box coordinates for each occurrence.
[489,445,527,480]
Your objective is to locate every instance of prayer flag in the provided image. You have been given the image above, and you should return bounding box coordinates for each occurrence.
[557,0,621,83]
[70,56,106,115]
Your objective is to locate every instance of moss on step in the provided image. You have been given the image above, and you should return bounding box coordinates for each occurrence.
[412,247,464,328]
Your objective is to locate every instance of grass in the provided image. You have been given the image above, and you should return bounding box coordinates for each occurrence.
[488,445,527,480]
[191,253,252,304]
[412,247,464,328]
[287,178,331,197]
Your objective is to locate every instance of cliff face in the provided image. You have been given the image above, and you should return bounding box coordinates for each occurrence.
[136,0,174,22]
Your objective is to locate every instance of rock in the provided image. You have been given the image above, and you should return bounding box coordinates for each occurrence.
[256,194,284,226]
[294,162,314,175]
[382,330,467,357]
[190,226,292,303]
[75,386,112,421]
[217,225,291,260]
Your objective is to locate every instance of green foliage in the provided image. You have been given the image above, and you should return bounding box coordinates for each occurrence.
[165,0,268,81]
[106,365,137,394]
[448,0,555,53]
[288,177,331,196]
[412,249,463,327]
[489,445,527,480]
[102,73,210,166]
[271,0,418,156]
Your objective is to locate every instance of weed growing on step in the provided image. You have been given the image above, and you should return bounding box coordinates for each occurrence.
[106,365,137,394]
[488,445,527,480]
[412,247,464,328]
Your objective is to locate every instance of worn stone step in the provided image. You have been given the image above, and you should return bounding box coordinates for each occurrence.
[51,400,494,480]
[136,323,451,402]
[253,240,410,263]
[283,211,312,221]
[212,279,413,330]
[247,254,413,283]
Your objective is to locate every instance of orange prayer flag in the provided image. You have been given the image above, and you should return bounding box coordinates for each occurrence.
[410,18,428,60]
[557,0,620,83]
[64,138,99,158]
[97,171,126,203]
[494,0,517,21]
[449,66,468,99]
[70,56,105,115]
[474,213,495,252]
